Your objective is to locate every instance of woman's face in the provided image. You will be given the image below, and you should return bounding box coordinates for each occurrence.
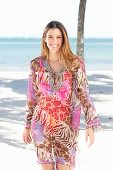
[45,28,63,54]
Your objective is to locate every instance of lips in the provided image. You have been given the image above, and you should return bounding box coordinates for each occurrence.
[51,44,57,48]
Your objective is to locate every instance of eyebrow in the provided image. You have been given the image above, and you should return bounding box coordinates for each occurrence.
[48,34,62,36]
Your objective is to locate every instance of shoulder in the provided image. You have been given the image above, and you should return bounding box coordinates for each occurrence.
[75,55,86,73]
[71,55,85,72]
[30,56,43,72]
[77,56,85,69]
[71,55,86,80]
[76,57,88,82]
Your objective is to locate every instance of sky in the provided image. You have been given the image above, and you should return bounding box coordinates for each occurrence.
[0,0,113,38]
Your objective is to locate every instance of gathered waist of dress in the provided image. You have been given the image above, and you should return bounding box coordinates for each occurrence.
[37,96,70,107]
[35,101,70,113]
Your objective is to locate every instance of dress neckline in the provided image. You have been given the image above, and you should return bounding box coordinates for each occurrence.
[43,58,66,92]
[44,58,65,74]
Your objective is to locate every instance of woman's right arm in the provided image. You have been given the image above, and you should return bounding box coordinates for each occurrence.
[23,58,41,144]
[25,61,37,129]
[23,61,38,144]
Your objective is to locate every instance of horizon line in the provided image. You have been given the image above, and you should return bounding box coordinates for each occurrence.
[0,36,113,39]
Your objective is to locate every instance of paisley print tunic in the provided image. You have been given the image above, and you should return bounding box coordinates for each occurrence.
[25,57,101,169]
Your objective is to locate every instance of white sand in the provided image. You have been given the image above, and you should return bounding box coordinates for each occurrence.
[0,70,113,170]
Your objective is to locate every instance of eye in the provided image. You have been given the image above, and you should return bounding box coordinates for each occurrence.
[47,35,53,39]
[57,36,62,39]
[48,36,53,39]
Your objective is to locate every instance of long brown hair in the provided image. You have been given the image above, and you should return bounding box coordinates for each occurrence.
[40,20,83,72]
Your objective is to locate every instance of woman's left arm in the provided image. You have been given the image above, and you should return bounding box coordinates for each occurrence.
[77,61,101,146]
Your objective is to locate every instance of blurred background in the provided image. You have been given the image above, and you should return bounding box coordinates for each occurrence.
[0,0,113,71]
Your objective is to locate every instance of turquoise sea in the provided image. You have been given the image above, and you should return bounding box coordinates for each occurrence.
[0,37,113,71]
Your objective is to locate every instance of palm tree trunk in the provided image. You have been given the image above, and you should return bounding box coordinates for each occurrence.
[77,0,87,61]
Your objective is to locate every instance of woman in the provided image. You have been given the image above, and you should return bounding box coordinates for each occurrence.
[23,21,101,170]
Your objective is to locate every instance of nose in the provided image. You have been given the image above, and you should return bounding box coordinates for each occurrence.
[52,38,57,44]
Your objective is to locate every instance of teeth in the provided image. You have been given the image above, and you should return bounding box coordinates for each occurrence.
[51,45,57,48]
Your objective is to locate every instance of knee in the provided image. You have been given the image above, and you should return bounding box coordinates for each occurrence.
[56,163,70,170]
[41,163,54,170]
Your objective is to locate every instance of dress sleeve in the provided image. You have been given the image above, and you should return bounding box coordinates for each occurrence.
[77,62,101,132]
[25,61,37,128]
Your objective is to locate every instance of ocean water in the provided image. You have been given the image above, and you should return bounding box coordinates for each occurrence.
[0,37,113,71]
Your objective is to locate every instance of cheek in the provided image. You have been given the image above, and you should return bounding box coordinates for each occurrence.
[45,37,50,43]
[59,37,63,44]
[59,39,63,46]
[46,40,51,48]
[47,39,52,45]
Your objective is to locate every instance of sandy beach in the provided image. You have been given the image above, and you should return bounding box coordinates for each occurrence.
[0,70,113,170]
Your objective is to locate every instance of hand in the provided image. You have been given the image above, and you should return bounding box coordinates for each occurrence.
[23,128,32,144]
[85,127,95,147]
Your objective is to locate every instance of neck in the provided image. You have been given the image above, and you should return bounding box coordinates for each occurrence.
[48,51,61,62]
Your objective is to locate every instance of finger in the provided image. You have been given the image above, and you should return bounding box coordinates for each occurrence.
[88,137,93,147]
[88,134,95,147]
[88,139,94,147]
[27,136,32,143]
[22,133,27,144]
[85,132,88,142]
[24,136,28,144]
[23,130,32,144]
[25,134,30,144]
[88,141,93,147]
[27,138,32,143]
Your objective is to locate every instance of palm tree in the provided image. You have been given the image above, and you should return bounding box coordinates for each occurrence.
[77,0,87,61]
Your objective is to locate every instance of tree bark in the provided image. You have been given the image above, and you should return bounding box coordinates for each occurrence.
[77,0,87,61]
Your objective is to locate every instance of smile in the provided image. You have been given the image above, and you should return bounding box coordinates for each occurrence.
[51,44,57,48]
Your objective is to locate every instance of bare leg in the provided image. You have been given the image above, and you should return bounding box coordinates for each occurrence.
[56,163,70,170]
[41,163,54,170]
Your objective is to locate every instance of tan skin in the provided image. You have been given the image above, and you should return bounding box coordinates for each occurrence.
[23,28,95,170]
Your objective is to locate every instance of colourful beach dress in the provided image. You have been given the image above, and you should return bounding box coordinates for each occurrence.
[25,57,101,169]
